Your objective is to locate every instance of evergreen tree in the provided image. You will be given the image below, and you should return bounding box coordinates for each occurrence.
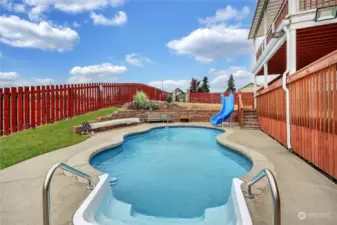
[201,76,210,92]
[189,78,200,93]
[226,74,236,92]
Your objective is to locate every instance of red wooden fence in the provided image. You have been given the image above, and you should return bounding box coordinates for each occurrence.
[189,92,254,109]
[257,50,337,179]
[0,83,168,136]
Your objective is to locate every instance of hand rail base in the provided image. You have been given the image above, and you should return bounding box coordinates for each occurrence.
[245,168,280,225]
[42,163,94,225]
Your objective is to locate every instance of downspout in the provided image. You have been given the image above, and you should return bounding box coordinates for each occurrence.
[282,22,292,150]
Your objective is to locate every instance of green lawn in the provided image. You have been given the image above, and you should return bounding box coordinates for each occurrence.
[0,107,118,169]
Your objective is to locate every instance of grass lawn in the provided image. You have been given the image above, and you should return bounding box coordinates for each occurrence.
[0,107,118,169]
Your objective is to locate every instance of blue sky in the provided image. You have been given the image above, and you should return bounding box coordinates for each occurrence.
[0,0,260,91]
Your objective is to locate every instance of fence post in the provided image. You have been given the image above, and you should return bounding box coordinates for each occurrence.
[96,84,99,109]
[36,86,41,125]
[4,88,10,135]
[85,84,88,113]
[51,85,54,123]
[41,86,46,124]
[31,86,35,128]
[46,86,51,123]
[56,85,59,121]
[74,84,77,116]
[18,87,23,131]
[78,84,81,114]
[103,83,106,108]
[72,84,76,117]
[60,85,64,120]
[79,84,82,113]
[11,87,17,133]
[77,84,80,114]
[88,84,91,111]
[63,84,67,118]
[67,84,70,118]
[0,88,3,136]
[118,84,121,105]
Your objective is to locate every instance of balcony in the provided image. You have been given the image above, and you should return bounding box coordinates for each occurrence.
[256,0,288,61]
[300,0,337,11]
[255,0,337,61]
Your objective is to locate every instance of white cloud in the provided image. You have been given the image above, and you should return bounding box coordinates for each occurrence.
[1,1,26,13]
[73,22,80,28]
[0,72,32,87]
[208,67,281,91]
[90,11,127,26]
[149,66,257,92]
[34,77,54,85]
[53,0,125,13]
[125,53,154,67]
[199,6,250,26]
[0,15,79,52]
[0,72,58,87]
[28,4,47,21]
[209,67,253,91]
[13,4,26,12]
[149,67,255,92]
[209,66,252,78]
[149,80,189,92]
[0,72,20,87]
[167,24,250,63]
[22,0,125,14]
[167,5,251,63]
[68,63,128,83]
[0,0,8,6]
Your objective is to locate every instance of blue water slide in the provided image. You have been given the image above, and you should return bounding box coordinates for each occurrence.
[210,93,235,126]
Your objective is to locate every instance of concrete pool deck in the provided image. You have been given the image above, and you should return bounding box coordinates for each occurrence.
[0,122,336,225]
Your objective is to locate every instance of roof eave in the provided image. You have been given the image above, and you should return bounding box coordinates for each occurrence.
[248,0,263,39]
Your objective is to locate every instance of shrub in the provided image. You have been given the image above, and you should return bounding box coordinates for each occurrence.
[152,104,160,110]
[147,102,160,110]
[166,94,172,103]
[133,91,149,109]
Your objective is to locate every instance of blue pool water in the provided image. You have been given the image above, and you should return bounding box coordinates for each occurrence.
[90,127,252,222]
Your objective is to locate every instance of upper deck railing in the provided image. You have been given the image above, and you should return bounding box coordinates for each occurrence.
[255,0,337,61]
[256,0,288,61]
[300,0,337,11]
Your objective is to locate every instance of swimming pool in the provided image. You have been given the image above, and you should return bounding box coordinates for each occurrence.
[76,127,253,225]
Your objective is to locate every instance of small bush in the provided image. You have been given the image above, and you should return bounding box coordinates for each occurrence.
[166,94,172,103]
[133,91,149,109]
[147,102,160,110]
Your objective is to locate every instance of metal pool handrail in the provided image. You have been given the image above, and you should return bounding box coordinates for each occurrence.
[42,163,94,225]
[247,168,280,225]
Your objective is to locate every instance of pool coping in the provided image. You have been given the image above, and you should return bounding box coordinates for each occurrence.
[64,122,275,190]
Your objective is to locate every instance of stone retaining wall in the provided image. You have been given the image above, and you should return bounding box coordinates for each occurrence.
[97,109,238,123]
[73,109,238,134]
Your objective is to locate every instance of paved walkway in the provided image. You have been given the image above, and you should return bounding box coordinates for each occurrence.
[0,123,336,225]
[226,128,337,225]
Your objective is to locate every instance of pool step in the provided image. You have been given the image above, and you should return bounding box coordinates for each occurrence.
[96,200,234,225]
[103,198,133,220]
[96,212,128,225]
